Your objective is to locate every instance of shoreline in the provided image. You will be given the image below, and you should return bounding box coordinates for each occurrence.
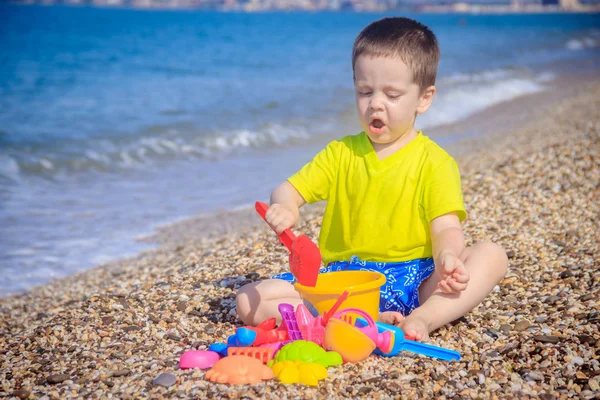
[0,80,598,398]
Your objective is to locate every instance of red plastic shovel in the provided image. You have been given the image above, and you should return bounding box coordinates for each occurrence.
[255,201,321,287]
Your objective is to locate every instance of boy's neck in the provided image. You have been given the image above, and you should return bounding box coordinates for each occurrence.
[370,129,419,160]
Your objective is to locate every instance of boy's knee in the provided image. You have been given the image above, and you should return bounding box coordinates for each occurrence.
[480,242,508,279]
[237,279,297,300]
[236,281,261,325]
[235,279,301,326]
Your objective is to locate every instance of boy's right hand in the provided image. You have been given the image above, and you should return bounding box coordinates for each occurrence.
[265,203,299,234]
[436,251,470,294]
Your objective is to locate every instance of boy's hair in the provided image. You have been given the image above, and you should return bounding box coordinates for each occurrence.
[352,17,440,91]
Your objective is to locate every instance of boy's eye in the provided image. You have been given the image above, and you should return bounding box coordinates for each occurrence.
[387,93,401,99]
[356,89,372,97]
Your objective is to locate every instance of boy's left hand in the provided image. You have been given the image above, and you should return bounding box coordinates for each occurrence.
[437,252,470,294]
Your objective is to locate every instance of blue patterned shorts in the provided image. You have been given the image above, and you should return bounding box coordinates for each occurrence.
[272,255,435,316]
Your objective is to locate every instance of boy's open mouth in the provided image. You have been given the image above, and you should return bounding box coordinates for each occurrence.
[369,118,385,134]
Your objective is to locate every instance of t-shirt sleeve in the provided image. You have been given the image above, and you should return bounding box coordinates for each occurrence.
[287,141,338,204]
[422,157,467,223]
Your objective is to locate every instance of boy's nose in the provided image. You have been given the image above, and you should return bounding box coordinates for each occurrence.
[369,94,385,111]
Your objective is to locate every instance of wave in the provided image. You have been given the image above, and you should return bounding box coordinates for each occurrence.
[0,124,312,181]
[0,154,21,182]
[417,69,552,129]
[566,36,598,51]
[438,68,521,86]
[0,67,560,182]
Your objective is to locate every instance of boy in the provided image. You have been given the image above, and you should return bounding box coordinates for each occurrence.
[236,17,508,341]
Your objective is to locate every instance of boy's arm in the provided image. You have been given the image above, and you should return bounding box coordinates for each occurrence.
[266,181,306,234]
[430,212,470,293]
[430,212,464,260]
[267,140,337,233]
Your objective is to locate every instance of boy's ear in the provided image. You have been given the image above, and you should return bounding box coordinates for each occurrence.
[416,85,436,114]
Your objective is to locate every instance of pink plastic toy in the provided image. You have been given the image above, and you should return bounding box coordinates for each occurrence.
[333,308,393,354]
[301,322,325,345]
[179,350,221,370]
[258,340,292,353]
[295,304,325,345]
[293,291,350,345]
[278,303,303,340]
[295,303,315,328]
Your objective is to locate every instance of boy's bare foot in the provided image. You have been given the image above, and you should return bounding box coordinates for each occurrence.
[400,313,431,342]
[378,311,405,325]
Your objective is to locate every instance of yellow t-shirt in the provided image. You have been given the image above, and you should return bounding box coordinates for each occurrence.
[288,131,466,264]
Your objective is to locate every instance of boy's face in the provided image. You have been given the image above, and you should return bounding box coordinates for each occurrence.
[354,55,435,151]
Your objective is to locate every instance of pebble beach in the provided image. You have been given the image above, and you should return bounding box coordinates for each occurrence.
[1,81,599,399]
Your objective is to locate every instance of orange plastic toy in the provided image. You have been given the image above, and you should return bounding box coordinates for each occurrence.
[228,347,275,364]
[205,355,274,384]
[323,318,376,363]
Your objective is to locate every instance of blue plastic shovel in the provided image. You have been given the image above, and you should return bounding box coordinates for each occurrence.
[355,318,461,361]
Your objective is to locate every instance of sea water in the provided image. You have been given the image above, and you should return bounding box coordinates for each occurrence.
[0,5,598,294]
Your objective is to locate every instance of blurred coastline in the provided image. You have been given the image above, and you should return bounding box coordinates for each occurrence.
[9,0,600,13]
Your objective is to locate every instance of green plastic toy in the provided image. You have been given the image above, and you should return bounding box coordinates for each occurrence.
[269,340,343,368]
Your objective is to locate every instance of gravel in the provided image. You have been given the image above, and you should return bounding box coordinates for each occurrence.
[1,82,598,399]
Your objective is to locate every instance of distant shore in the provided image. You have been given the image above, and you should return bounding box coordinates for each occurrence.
[0,68,598,398]
[8,1,600,13]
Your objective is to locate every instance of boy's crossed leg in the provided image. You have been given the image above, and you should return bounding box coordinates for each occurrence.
[382,242,508,341]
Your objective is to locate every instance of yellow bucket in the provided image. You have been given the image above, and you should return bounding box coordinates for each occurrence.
[294,271,386,321]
